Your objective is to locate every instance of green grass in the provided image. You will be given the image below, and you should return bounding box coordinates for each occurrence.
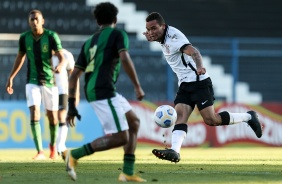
[1,145,282,184]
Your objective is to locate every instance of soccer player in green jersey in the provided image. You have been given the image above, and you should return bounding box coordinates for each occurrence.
[6,10,65,160]
[61,2,146,182]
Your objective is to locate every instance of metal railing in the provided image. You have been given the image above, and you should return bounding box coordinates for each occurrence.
[1,34,282,102]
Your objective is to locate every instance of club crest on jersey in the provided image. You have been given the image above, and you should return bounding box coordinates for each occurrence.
[42,44,48,53]
[171,34,177,40]
[163,44,170,54]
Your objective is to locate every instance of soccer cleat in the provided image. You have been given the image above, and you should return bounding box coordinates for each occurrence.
[33,151,46,160]
[152,148,180,163]
[118,172,147,182]
[63,150,77,181]
[49,144,57,159]
[247,111,263,138]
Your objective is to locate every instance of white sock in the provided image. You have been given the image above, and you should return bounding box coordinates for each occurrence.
[228,113,251,125]
[56,124,68,153]
[170,130,187,153]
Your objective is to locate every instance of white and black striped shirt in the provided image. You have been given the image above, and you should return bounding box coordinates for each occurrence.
[160,25,209,86]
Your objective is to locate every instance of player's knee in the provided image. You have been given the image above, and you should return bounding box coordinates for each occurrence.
[29,106,40,119]
[130,118,140,133]
[111,131,129,147]
[127,113,140,133]
[119,131,129,145]
[203,117,217,126]
[46,113,58,125]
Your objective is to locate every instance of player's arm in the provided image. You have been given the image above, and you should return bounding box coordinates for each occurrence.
[67,67,83,126]
[75,79,80,106]
[119,50,145,101]
[180,44,206,75]
[67,68,80,106]
[68,68,82,100]
[6,52,26,94]
[54,50,65,73]
[52,32,65,73]
[66,51,80,106]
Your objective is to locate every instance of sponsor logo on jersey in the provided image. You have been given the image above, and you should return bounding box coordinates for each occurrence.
[42,44,48,53]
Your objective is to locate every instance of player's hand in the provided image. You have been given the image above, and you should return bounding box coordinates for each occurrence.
[143,31,153,42]
[197,67,206,75]
[66,107,81,127]
[54,64,63,73]
[6,79,14,94]
[135,86,145,101]
[67,98,81,127]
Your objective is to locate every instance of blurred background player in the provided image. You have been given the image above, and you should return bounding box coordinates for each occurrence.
[6,9,65,160]
[63,2,146,182]
[52,48,79,157]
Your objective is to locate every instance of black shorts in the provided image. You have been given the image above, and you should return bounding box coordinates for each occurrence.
[59,94,68,110]
[174,77,215,111]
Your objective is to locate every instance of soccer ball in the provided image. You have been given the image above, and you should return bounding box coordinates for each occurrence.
[154,105,177,128]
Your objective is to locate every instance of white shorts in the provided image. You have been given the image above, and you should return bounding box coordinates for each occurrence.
[89,95,129,135]
[25,84,59,111]
[116,93,132,114]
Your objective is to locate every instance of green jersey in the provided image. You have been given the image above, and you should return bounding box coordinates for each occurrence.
[75,27,129,102]
[19,29,63,87]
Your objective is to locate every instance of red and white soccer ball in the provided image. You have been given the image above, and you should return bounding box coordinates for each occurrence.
[154,105,177,128]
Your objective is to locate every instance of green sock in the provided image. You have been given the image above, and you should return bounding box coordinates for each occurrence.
[49,124,58,146]
[30,121,43,152]
[71,143,94,160]
[123,154,135,175]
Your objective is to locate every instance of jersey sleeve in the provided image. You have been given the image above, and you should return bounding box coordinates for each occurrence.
[75,43,87,71]
[18,34,26,53]
[116,30,129,53]
[65,51,75,70]
[51,32,63,52]
[173,30,190,52]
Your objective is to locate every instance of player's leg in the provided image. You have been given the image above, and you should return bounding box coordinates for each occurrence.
[63,130,128,181]
[42,86,59,159]
[56,94,68,155]
[171,103,192,152]
[152,103,192,163]
[123,110,139,154]
[116,93,139,155]
[26,84,45,160]
[115,93,138,154]
[63,96,130,181]
[115,93,146,182]
[152,84,194,163]
[29,105,45,160]
[197,79,262,138]
[199,105,249,125]
[200,105,262,138]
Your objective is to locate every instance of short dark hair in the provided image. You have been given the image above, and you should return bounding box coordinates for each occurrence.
[93,2,118,24]
[29,9,43,17]
[146,12,165,25]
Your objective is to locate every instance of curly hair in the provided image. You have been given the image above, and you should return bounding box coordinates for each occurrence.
[93,2,118,25]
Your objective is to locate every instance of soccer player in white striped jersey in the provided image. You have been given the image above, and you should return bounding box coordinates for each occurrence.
[52,48,79,157]
[143,12,263,163]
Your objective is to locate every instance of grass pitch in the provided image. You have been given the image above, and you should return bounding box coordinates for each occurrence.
[0,145,282,184]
